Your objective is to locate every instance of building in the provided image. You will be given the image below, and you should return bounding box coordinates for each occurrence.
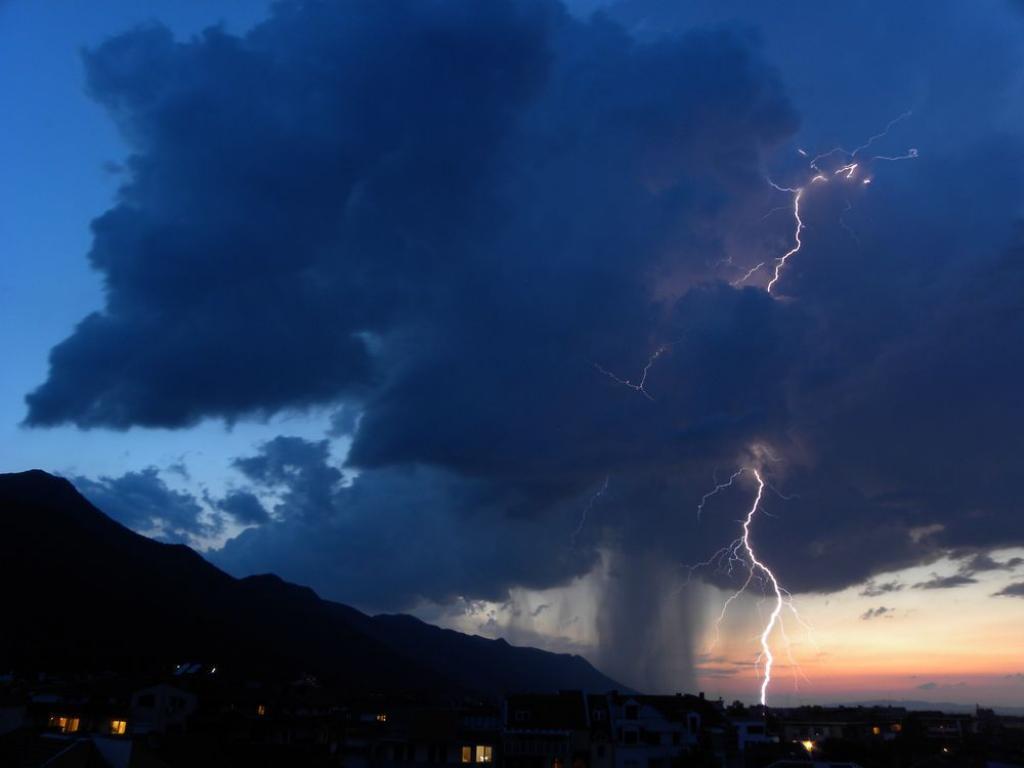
[504,691,591,768]
[605,692,705,768]
[130,683,197,735]
[775,706,906,745]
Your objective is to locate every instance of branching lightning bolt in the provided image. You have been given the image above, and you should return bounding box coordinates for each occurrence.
[739,471,784,706]
[570,475,610,546]
[849,110,913,158]
[689,467,807,706]
[734,112,918,294]
[764,181,812,294]
[594,345,668,401]
[696,468,744,522]
[594,114,916,705]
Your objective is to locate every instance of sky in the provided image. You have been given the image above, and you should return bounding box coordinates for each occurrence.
[2,0,1024,707]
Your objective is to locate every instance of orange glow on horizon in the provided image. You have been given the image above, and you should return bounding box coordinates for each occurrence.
[694,548,1024,706]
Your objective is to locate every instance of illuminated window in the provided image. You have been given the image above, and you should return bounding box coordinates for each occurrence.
[110,720,127,735]
[257,704,266,717]
[872,726,881,736]
[48,715,80,733]
[891,723,902,733]
[377,713,388,723]
[462,746,473,763]
[475,745,493,763]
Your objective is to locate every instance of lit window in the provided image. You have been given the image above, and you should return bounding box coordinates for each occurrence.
[48,715,80,733]
[891,723,902,733]
[377,713,388,723]
[257,704,266,717]
[872,726,881,735]
[462,746,473,763]
[110,720,127,735]
[475,745,493,763]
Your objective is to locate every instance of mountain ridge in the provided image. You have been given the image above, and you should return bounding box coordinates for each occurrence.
[0,469,621,699]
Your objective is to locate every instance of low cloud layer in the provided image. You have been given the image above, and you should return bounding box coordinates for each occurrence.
[993,582,1024,598]
[913,574,978,591]
[74,467,217,543]
[860,581,904,598]
[217,437,600,611]
[860,606,891,621]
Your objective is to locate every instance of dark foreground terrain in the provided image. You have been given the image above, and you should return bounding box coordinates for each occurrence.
[0,469,618,697]
[2,470,1023,768]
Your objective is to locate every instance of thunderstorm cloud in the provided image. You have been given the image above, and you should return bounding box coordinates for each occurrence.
[22,0,1024,690]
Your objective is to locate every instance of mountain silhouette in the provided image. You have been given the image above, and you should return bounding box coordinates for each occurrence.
[0,470,620,698]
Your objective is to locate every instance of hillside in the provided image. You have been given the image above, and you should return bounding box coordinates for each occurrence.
[0,470,620,698]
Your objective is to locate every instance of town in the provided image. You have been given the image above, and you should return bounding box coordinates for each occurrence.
[1,667,1021,768]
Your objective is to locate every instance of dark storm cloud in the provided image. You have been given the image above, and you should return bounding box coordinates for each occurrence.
[214,436,599,611]
[913,574,978,591]
[73,467,219,543]
[956,553,1024,575]
[24,0,800,445]
[993,582,1024,598]
[23,0,1024,690]
[233,436,343,510]
[327,405,360,438]
[215,489,270,525]
[592,0,1024,153]
[25,1,556,428]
